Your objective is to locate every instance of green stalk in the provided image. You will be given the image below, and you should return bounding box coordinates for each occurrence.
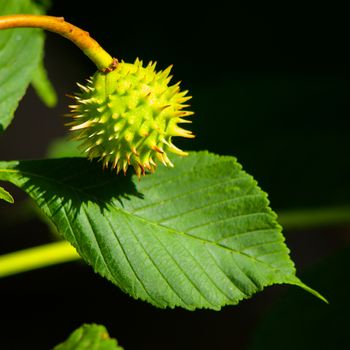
[0,241,80,278]
[278,205,350,230]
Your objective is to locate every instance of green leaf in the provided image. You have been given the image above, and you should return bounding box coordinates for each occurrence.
[53,324,124,350]
[31,55,57,108]
[0,185,14,203]
[33,0,52,12]
[0,0,44,132]
[0,152,324,309]
[46,136,83,158]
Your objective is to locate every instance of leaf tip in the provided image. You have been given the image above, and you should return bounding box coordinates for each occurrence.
[288,277,328,304]
[299,282,329,304]
[0,187,14,204]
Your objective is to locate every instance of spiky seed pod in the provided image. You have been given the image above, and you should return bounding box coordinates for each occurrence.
[67,58,194,177]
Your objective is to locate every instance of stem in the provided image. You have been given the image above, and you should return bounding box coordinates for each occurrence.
[0,241,80,278]
[0,14,116,71]
[278,205,350,230]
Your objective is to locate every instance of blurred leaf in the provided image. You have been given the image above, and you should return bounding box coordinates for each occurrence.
[33,0,52,11]
[31,55,57,107]
[249,246,350,349]
[0,0,44,131]
[0,186,13,203]
[0,152,324,309]
[53,324,123,350]
[277,205,350,230]
[46,136,83,158]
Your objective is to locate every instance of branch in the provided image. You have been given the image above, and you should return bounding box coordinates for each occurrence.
[0,14,116,71]
[0,241,80,278]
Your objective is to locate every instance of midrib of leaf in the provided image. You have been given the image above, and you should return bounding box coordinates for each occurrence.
[117,205,287,274]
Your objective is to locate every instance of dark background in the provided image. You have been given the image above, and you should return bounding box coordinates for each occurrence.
[0,1,350,349]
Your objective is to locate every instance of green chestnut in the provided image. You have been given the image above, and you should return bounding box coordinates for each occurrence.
[67,59,194,177]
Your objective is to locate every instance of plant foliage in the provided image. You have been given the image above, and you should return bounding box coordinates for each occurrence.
[0,185,13,203]
[53,324,123,350]
[0,0,44,131]
[0,153,323,309]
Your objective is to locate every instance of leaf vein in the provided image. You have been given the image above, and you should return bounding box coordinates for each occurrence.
[158,193,264,224]
[131,175,248,213]
[103,213,160,306]
[121,217,190,307]
[148,229,218,308]
[187,213,273,234]
[139,159,236,192]
[205,245,248,298]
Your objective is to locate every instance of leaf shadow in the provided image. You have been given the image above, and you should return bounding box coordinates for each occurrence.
[16,158,144,219]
